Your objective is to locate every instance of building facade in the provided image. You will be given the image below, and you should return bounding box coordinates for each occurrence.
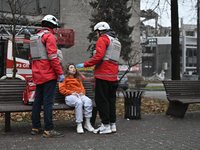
[0,0,141,77]
[141,22,197,79]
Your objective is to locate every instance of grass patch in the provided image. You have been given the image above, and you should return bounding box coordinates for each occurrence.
[116,97,200,116]
[129,86,164,89]
[145,86,165,89]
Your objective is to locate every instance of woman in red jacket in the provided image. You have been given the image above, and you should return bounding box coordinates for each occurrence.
[77,22,121,134]
[59,63,94,133]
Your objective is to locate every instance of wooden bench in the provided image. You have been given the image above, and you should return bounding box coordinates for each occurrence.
[0,79,97,132]
[162,80,200,118]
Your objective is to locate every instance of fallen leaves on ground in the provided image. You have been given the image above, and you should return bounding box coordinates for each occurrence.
[141,98,169,114]
[116,97,169,116]
[0,97,200,124]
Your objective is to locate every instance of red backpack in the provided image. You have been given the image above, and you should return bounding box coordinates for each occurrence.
[23,78,36,105]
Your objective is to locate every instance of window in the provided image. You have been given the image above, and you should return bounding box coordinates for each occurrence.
[143,61,153,68]
[186,48,196,67]
[15,41,30,60]
[186,31,194,36]
[144,46,156,53]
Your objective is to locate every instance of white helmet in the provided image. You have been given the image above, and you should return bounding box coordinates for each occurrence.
[94,22,110,31]
[42,15,58,26]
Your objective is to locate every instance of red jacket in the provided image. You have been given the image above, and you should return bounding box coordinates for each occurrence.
[84,33,118,81]
[31,27,63,84]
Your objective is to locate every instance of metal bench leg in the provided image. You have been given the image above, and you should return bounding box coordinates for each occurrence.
[166,101,189,118]
[5,112,11,132]
[91,107,97,126]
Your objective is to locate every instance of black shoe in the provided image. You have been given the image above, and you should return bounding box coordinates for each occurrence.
[31,128,43,135]
[43,130,65,138]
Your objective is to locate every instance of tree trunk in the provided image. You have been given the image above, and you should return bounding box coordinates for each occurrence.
[12,25,16,79]
[171,0,180,80]
[197,0,200,80]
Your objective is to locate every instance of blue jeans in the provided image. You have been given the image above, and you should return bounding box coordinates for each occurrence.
[32,79,57,131]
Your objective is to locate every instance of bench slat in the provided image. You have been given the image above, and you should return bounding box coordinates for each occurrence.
[168,98,200,104]
[0,103,74,112]
[162,80,200,118]
[163,81,200,100]
[0,79,96,132]
[0,80,95,103]
[0,79,95,111]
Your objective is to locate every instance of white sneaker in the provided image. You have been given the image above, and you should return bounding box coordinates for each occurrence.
[84,123,94,132]
[110,124,117,133]
[93,124,112,134]
[77,123,84,134]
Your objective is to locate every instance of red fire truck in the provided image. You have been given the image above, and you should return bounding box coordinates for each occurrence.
[0,24,75,80]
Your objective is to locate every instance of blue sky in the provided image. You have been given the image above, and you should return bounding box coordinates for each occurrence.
[140,0,197,27]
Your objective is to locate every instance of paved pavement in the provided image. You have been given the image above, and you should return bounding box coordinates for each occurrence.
[129,83,164,88]
[144,91,167,100]
[1,111,200,150]
[0,84,199,150]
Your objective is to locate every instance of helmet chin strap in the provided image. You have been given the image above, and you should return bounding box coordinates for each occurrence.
[98,30,101,36]
[99,30,107,36]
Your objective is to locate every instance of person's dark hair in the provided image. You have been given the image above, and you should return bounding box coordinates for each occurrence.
[42,21,56,29]
[65,63,81,80]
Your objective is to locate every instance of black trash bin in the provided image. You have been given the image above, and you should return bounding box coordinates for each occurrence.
[122,90,145,119]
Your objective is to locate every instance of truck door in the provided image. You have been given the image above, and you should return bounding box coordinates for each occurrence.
[4,39,32,80]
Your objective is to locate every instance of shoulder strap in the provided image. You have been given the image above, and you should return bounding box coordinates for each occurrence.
[37,30,51,47]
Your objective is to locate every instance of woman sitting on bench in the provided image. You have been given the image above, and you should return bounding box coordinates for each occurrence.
[59,63,94,133]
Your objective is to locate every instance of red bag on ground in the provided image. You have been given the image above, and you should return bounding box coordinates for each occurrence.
[23,77,36,105]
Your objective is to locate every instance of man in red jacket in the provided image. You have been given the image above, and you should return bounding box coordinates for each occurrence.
[77,22,121,134]
[30,15,65,138]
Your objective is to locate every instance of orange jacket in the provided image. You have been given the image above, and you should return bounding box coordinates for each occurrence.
[59,77,85,96]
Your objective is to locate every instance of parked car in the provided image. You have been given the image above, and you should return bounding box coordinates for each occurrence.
[117,73,129,90]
